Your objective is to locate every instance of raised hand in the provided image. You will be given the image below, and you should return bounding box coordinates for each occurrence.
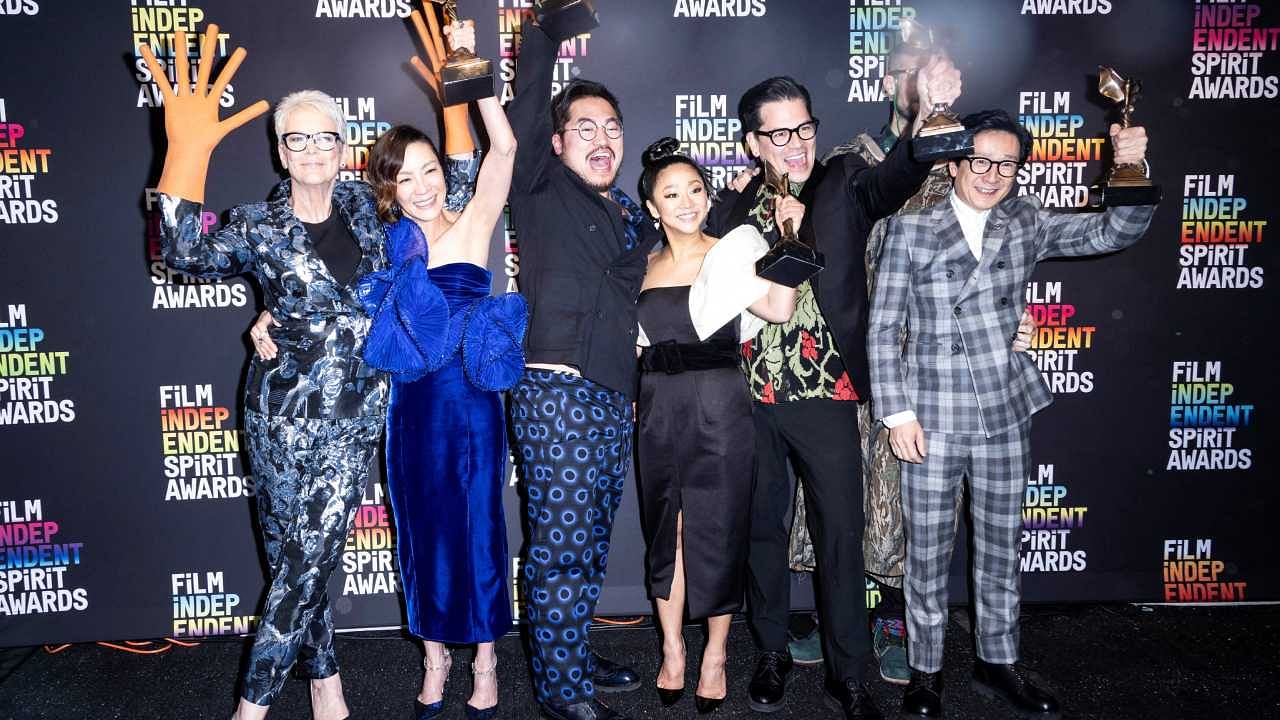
[139,24,268,202]
[912,55,962,136]
[407,2,475,156]
[1110,123,1148,167]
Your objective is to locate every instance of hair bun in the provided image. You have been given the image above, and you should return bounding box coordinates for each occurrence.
[641,137,683,168]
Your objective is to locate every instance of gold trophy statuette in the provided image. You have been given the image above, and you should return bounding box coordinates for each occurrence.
[902,17,974,162]
[534,0,600,43]
[433,0,495,105]
[1087,66,1162,207]
[754,164,825,288]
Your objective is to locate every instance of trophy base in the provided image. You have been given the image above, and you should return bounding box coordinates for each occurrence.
[911,128,974,162]
[441,57,495,105]
[536,0,599,43]
[756,246,825,288]
[1087,182,1163,208]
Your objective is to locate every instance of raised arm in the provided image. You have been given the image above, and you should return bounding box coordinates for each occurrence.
[139,24,267,204]
[846,56,961,221]
[442,23,516,266]
[139,23,267,277]
[407,4,481,211]
[1035,125,1155,260]
[507,20,560,193]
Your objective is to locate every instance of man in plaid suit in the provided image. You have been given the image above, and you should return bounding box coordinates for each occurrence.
[869,109,1154,718]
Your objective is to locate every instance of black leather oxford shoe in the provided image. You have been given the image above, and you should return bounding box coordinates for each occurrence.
[591,651,641,693]
[823,678,883,720]
[746,651,793,713]
[972,660,1060,718]
[901,669,943,717]
[540,698,629,720]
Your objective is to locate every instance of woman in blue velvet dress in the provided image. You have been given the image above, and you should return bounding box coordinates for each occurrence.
[357,33,521,719]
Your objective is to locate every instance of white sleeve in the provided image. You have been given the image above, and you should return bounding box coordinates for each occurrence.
[882,410,918,428]
[688,224,772,342]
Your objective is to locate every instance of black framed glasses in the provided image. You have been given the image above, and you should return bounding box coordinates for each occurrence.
[959,155,1021,178]
[753,119,820,147]
[561,119,623,142]
[280,131,342,152]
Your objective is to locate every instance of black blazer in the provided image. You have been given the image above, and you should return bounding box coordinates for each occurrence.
[506,23,658,399]
[707,136,932,399]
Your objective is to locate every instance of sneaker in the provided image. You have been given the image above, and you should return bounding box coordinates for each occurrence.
[786,627,824,666]
[872,617,909,685]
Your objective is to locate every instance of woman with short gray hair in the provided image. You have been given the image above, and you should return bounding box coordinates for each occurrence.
[141,23,392,720]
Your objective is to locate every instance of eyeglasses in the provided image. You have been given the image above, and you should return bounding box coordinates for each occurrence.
[959,155,1021,178]
[280,131,342,152]
[885,68,919,78]
[753,119,820,147]
[561,119,623,142]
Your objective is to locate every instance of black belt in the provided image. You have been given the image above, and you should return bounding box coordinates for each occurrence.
[639,339,740,374]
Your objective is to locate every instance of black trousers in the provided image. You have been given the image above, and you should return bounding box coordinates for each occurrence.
[747,398,870,684]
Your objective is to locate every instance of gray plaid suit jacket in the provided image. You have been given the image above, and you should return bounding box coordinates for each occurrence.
[869,195,1155,438]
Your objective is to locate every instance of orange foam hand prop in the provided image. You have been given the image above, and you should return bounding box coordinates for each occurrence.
[408,4,475,157]
[138,24,269,203]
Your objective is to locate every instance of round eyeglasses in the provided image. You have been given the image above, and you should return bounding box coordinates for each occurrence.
[562,119,623,142]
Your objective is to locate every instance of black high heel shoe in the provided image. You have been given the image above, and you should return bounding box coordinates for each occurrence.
[694,694,725,714]
[414,648,451,720]
[464,657,499,720]
[657,686,685,706]
[695,655,728,715]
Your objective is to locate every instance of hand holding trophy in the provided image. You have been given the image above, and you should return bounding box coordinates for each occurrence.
[903,17,972,163]
[421,1,494,105]
[1086,66,1162,207]
[754,163,825,288]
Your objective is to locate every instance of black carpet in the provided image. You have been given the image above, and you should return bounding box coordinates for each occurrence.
[2,604,1278,719]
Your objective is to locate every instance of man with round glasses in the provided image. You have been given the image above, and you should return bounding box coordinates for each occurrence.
[505,14,658,720]
[707,58,961,720]
[869,109,1154,719]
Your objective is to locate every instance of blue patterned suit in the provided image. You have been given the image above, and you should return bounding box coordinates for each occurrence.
[868,196,1154,671]
[160,180,389,705]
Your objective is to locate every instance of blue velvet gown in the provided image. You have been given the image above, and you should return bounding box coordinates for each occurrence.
[384,263,512,643]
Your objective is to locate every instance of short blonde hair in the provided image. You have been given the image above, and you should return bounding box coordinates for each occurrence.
[273,90,346,142]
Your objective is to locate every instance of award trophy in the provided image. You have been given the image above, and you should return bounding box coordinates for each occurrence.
[534,0,599,43]
[1086,66,1162,207]
[432,0,495,106]
[754,165,825,288]
[903,17,973,162]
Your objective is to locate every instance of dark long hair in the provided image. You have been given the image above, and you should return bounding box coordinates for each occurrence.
[367,124,441,223]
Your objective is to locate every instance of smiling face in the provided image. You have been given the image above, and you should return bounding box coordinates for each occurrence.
[949,129,1021,211]
[644,162,710,237]
[393,141,446,226]
[277,106,344,189]
[745,97,817,183]
[551,96,624,193]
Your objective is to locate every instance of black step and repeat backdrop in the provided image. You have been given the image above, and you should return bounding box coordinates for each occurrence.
[1,0,1277,647]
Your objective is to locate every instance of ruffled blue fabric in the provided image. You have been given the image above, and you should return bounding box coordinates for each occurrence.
[357,218,527,389]
[461,293,529,391]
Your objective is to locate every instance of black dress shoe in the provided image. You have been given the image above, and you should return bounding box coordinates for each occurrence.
[591,651,641,692]
[901,669,943,717]
[746,651,793,713]
[823,678,883,720]
[540,698,629,720]
[972,660,1060,718]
